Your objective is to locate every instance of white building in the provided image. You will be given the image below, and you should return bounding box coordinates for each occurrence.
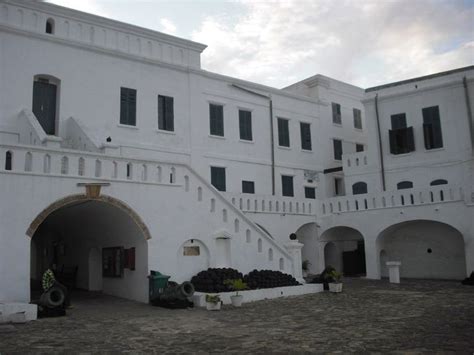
[0,0,472,307]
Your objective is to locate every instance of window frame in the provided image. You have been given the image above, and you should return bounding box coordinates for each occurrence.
[277,117,290,148]
[300,122,312,151]
[353,108,362,129]
[239,109,253,141]
[210,166,226,192]
[209,103,224,137]
[242,180,255,194]
[158,94,175,132]
[281,175,294,197]
[422,106,443,150]
[119,87,137,127]
[304,186,316,199]
[332,102,342,125]
[333,138,343,161]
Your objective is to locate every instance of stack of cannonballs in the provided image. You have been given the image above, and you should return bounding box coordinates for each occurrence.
[244,270,300,289]
[190,268,300,292]
[191,268,243,293]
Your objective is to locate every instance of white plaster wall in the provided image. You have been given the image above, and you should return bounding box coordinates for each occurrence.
[379,221,466,279]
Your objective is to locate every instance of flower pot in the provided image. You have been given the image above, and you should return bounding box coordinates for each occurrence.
[329,282,343,293]
[230,295,243,307]
[206,301,221,311]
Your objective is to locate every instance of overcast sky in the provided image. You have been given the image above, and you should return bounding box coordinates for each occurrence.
[46,0,474,89]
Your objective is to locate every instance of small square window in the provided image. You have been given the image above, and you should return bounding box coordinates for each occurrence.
[304,187,316,199]
[356,144,364,152]
[242,180,255,194]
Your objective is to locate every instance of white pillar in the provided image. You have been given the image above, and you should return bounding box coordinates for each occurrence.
[386,261,401,284]
[465,236,474,277]
[364,239,380,279]
[285,240,304,282]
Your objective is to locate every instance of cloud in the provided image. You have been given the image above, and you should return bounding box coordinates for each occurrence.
[192,0,474,88]
[45,0,106,17]
[159,18,177,35]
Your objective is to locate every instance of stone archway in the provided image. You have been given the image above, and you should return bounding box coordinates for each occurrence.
[376,220,467,280]
[26,194,151,240]
[319,226,366,276]
[28,194,151,303]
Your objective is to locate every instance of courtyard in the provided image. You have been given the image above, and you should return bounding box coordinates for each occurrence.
[1,278,473,353]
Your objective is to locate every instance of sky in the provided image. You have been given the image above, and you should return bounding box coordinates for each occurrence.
[45,0,474,89]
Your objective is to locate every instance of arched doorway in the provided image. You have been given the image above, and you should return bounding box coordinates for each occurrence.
[320,226,366,276]
[377,220,466,280]
[29,195,150,302]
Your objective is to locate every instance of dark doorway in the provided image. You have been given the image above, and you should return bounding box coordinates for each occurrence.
[33,80,57,135]
[342,241,366,276]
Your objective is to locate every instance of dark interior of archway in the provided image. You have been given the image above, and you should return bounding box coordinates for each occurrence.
[30,200,147,302]
[342,240,366,276]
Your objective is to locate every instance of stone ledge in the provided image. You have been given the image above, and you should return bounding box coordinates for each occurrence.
[0,303,37,323]
[192,283,324,307]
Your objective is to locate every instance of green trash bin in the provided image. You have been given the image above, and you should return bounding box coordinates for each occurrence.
[148,270,170,301]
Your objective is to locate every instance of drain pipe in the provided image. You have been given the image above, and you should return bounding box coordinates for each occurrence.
[230,84,275,195]
[463,77,474,153]
[374,93,386,191]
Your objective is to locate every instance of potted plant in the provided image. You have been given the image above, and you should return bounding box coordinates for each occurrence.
[205,294,222,311]
[224,279,248,307]
[302,260,311,277]
[328,270,343,293]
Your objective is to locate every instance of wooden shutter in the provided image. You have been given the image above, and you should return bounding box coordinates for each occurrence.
[406,126,415,152]
[391,114,406,129]
[120,88,136,126]
[278,118,289,147]
[242,181,255,194]
[210,104,223,136]
[128,89,136,126]
[282,175,294,197]
[165,96,174,131]
[423,123,434,149]
[300,123,312,150]
[389,129,398,154]
[239,111,252,140]
[158,95,164,129]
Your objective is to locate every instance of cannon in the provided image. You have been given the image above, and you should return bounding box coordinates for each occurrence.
[150,281,195,309]
[37,281,68,318]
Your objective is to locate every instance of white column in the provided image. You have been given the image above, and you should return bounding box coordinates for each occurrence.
[364,239,381,279]
[285,240,304,282]
[465,236,474,277]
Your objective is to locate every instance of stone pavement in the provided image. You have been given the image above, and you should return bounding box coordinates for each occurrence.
[1,278,473,353]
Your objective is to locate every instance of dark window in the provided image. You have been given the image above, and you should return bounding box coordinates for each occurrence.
[334,178,342,196]
[120,87,136,126]
[158,95,174,131]
[5,151,12,171]
[277,118,290,147]
[46,19,54,34]
[353,108,362,129]
[389,113,415,154]
[356,144,364,152]
[352,181,368,195]
[422,106,443,149]
[332,103,341,124]
[209,104,224,136]
[281,175,294,197]
[333,139,343,160]
[391,113,407,129]
[304,186,316,199]
[211,166,226,191]
[397,181,413,190]
[242,180,255,194]
[300,122,312,150]
[430,179,448,186]
[239,110,252,141]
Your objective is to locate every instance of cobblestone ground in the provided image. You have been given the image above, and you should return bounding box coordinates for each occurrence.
[1,278,474,353]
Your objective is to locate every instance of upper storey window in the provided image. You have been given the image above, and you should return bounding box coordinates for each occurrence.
[46,18,55,34]
[209,104,224,137]
[333,139,343,160]
[239,110,253,141]
[422,106,443,150]
[389,113,415,155]
[353,108,362,129]
[300,122,312,151]
[120,87,137,126]
[332,103,341,125]
[277,118,290,147]
[158,95,174,131]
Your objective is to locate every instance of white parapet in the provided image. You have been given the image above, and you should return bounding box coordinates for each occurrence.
[192,283,324,307]
[0,303,38,323]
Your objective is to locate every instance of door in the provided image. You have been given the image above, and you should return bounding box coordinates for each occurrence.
[33,81,57,135]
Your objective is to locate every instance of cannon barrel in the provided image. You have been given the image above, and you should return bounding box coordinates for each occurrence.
[155,281,195,302]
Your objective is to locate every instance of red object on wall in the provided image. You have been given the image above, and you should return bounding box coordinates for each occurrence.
[124,247,136,271]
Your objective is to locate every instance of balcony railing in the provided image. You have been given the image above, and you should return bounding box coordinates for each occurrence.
[223,192,315,216]
[320,185,465,216]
